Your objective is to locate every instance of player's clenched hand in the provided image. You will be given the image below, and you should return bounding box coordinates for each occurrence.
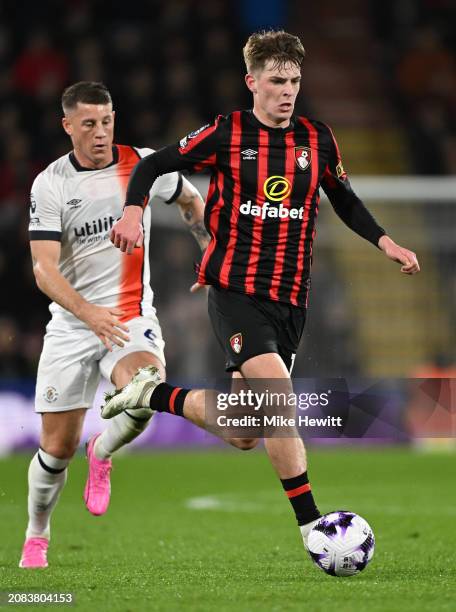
[378,235,420,275]
[78,304,130,351]
[110,206,144,254]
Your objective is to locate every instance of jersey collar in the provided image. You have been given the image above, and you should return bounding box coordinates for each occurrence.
[69,145,119,172]
[246,110,295,133]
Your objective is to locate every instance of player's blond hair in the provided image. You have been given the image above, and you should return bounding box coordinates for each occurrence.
[243,30,306,74]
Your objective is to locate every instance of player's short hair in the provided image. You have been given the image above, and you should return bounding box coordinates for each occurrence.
[243,30,305,74]
[61,81,112,114]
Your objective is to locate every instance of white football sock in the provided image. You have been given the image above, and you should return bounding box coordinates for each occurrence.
[94,411,153,460]
[25,450,69,540]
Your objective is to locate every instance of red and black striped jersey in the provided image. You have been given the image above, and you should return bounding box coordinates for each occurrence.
[126,110,385,308]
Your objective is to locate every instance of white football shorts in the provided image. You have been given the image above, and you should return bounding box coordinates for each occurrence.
[35,315,165,413]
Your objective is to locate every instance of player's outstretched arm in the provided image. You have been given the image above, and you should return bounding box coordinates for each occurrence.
[321,124,419,274]
[30,241,130,350]
[378,235,420,274]
[112,124,219,253]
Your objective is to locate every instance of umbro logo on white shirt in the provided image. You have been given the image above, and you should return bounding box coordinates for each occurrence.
[66,199,82,209]
[241,149,258,160]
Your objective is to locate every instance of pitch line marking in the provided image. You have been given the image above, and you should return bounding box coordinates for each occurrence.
[185,493,456,516]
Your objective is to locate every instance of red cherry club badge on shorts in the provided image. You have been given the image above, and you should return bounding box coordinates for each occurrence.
[230,333,242,354]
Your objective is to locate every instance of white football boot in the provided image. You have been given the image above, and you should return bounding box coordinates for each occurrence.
[300,517,321,550]
[101,365,161,419]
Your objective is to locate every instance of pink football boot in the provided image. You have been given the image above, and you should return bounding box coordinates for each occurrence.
[84,434,112,516]
[19,537,49,568]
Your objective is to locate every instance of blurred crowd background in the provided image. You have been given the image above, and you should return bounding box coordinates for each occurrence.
[0,0,455,384]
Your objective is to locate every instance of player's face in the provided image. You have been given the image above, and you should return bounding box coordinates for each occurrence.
[246,60,301,128]
[62,103,115,169]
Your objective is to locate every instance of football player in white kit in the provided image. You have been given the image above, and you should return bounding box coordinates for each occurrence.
[20,81,209,568]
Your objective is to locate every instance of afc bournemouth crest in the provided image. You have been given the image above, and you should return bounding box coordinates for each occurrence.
[294,146,312,171]
[230,333,242,354]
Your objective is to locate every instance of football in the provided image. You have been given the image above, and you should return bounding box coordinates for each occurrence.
[307,511,375,577]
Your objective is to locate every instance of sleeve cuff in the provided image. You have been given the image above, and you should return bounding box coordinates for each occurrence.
[372,228,386,248]
[165,173,183,204]
[29,230,62,241]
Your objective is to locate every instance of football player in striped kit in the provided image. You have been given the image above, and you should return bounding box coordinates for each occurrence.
[106,31,420,557]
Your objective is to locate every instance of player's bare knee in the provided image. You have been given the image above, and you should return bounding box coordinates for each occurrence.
[40,431,81,460]
[112,352,166,388]
[40,439,78,460]
[240,439,258,451]
[231,438,258,451]
[40,408,86,459]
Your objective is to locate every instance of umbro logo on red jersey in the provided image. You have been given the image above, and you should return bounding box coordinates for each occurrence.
[241,149,258,160]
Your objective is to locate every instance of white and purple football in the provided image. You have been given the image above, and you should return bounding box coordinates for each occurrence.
[307,511,375,577]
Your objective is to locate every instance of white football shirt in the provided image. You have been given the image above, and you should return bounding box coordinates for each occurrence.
[29,145,183,325]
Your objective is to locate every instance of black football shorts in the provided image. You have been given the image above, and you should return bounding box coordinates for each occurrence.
[208,287,306,373]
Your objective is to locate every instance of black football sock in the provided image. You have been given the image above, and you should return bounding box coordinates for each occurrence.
[281,471,321,526]
[149,382,190,417]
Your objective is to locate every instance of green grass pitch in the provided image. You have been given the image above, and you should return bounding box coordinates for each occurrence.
[1,447,455,611]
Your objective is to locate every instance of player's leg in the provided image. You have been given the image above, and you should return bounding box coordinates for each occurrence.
[29,409,87,535]
[84,350,165,516]
[100,356,319,541]
[20,326,100,568]
[93,351,166,461]
[84,315,167,516]
[101,365,259,450]
[167,370,258,450]
[227,372,259,450]
[94,314,167,461]
[20,408,86,568]
[238,352,321,541]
